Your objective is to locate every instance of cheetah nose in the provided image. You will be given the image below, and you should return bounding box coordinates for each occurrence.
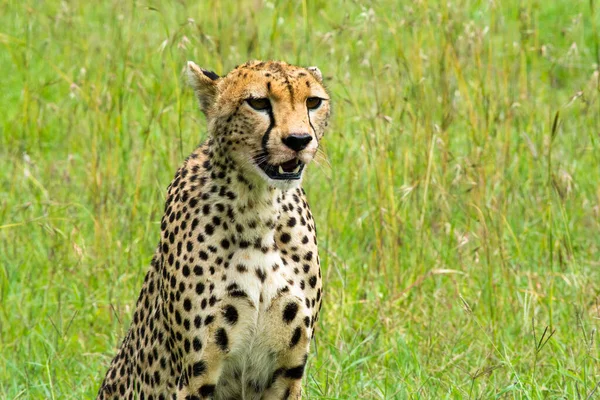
[282,134,312,152]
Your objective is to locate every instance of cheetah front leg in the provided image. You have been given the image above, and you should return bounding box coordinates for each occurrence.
[176,291,257,399]
[175,327,226,399]
[262,355,307,400]
[261,297,312,400]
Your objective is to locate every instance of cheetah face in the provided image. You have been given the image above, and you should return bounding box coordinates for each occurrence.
[187,60,331,189]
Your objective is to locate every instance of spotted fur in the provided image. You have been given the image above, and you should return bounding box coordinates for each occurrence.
[97,60,331,400]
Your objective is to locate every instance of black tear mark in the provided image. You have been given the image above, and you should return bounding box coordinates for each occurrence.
[261,107,276,156]
[201,69,219,81]
[307,106,317,140]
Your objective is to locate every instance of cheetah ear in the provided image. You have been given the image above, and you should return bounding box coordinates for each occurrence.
[186,61,220,115]
[306,66,323,83]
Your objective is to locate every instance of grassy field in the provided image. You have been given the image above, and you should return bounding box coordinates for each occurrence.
[1,0,599,398]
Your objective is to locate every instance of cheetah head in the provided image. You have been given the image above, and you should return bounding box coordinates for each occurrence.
[186,60,330,190]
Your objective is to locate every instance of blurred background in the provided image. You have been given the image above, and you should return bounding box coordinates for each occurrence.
[1,0,599,398]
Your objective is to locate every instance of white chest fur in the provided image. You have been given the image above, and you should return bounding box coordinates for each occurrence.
[214,247,307,399]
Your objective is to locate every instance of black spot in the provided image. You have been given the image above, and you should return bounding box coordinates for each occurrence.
[280,233,291,243]
[183,298,192,312]
[236,264,248,273]
[309,275,317,288]
[271,367,284,383]
[285,363,306,379]
[192,361,206,377]
[193,336,202,351]
[229,289,247,298]
[289,326,302,347]
[226,283,238,291]
[195,282,205,295]
[277,287,290,297]
[222,305,239,325]
[215,328,229,351]
[199,384,216,397]
[204,315,214,325]
[282,302,298,324]
[255,268,266,283]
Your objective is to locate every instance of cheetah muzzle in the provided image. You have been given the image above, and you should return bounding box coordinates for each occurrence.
[97,60,331,400]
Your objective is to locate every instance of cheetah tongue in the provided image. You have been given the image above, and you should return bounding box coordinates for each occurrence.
[278,159,300,173]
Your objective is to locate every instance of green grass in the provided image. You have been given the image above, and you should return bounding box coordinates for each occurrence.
[1,0,599,398]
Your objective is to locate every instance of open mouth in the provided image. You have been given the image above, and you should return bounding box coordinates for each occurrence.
[255,157,305,180]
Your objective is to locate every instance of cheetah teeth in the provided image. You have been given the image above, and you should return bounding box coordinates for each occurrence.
[279,166,285,174]
[293,165,301,173]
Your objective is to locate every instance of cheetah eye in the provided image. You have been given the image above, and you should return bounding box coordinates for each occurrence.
[306,97,322,110]
[247,98,271,111]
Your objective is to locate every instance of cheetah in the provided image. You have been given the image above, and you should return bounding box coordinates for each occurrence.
[97,60,331,400]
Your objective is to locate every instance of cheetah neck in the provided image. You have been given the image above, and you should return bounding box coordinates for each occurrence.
[203,145,289,246]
